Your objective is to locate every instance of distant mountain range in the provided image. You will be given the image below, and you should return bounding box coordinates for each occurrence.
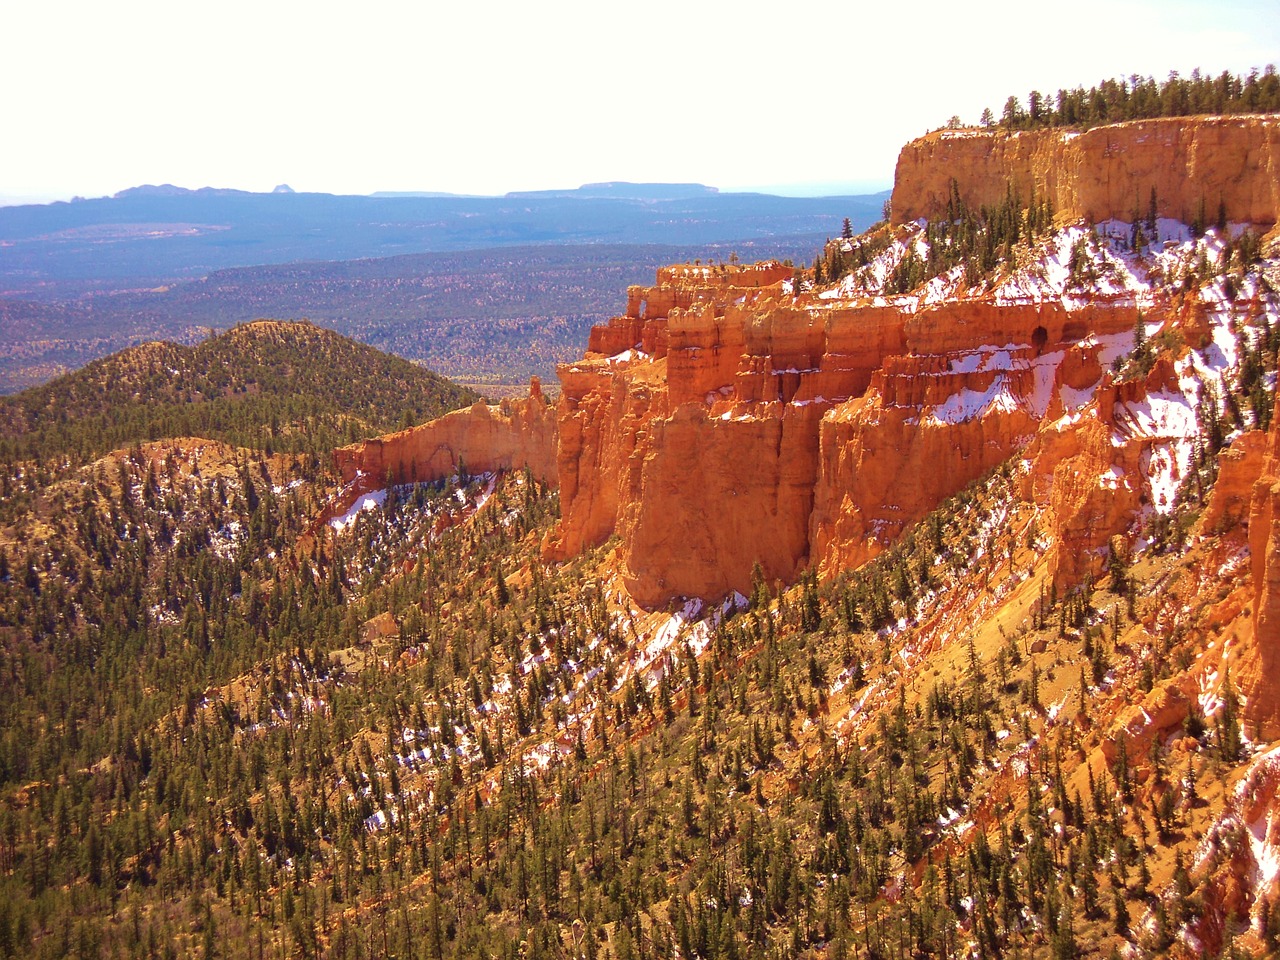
[0,183,888,291]
[505,181,721,200]
[372,182,724,201]
[0,181,886,394]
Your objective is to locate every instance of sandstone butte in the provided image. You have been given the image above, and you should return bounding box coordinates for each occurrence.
[334,114,1280,640]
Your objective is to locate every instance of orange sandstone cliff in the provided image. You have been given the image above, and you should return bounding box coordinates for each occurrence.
[545,252,1173,606]
[891,115,1280,229]
[331,117,1276,615]
[538,115,1280,608]
[542,262,840,604]
[1243,398,1280,737]
[332,378,557,511]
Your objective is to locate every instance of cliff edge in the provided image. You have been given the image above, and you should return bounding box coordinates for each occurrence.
[892,115,1280,230]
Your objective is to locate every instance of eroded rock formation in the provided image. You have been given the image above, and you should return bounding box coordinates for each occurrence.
[539,116,1280,608]
[334,117,1274,614]
[332,378,557,511]
[1244,399,1280,737]
[542,263,838,604]
[546,254,1163,606]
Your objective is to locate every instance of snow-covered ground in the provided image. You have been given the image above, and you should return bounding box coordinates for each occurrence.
[329,489,388,531]
[833,218,1275,526]
[816,219,1264,321]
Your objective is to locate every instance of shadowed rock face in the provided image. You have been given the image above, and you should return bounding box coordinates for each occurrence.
[891,116,1280,229]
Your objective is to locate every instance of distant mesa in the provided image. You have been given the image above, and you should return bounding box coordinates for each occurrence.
[113,183,254,200]
[112,183,297,200]
[4,180,883,305]
[112,184,194,199]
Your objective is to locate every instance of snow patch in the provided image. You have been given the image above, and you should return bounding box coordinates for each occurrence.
[926,376,1021,425]
[330,490,388,532]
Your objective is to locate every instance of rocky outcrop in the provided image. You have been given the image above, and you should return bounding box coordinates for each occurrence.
[547,257,1152,606]
[1099,684,1190,768]
[1244,399,1280,737]
[332,378,557,511]
[810,299,1147,580]
[543,263,844,604]
[1202,429,1269,534]
[892,116,1280,229]
[1190,747,1280,955]
[811,347,1041,574]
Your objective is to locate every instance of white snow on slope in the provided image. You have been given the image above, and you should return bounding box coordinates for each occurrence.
[330,489,388,531]
[926,377,1020,425]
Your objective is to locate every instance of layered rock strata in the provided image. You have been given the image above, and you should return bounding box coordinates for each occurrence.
[332,118,1274,613]
[333,379,557,510]
[545,256,1163,606]
[892,116,1280,229]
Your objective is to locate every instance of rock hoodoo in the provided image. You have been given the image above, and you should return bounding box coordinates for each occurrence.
[1243,398,1280,737]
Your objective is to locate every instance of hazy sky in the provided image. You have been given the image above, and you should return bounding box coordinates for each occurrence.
[4,0,1277,201]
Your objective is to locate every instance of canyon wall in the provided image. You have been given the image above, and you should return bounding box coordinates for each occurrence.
[332,379,557,509]
[331,116,1273,613]
[542,263,848,603]
[1244,399,1280,737]
[892,116,1280,228]
[546,254,1159,606]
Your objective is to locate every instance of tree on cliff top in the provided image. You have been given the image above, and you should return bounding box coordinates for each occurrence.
[984,65,1280,132]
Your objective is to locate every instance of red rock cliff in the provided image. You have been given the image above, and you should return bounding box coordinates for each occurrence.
[333,379,557,510]
[892,116,1280,228]
[321,118,1278,619]
[1244,398,1280,737]
[543,262,847,605]
[546,246,1170,607]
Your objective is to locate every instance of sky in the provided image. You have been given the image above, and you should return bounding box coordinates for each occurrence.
[2,0,1277,202]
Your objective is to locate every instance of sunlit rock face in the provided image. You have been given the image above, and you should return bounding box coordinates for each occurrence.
[891,116,1280,229]
[333,379,558,511]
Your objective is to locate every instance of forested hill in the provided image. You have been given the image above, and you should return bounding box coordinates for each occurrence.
[0,320,480,463]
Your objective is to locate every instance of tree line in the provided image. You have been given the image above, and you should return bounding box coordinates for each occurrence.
[973,65,1280,131]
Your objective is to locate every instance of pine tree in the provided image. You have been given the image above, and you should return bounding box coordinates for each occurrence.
[1113,887,1130,936]
[1216,673,1242,762]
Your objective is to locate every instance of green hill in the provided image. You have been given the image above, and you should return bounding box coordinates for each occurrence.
[0,320,481,462]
